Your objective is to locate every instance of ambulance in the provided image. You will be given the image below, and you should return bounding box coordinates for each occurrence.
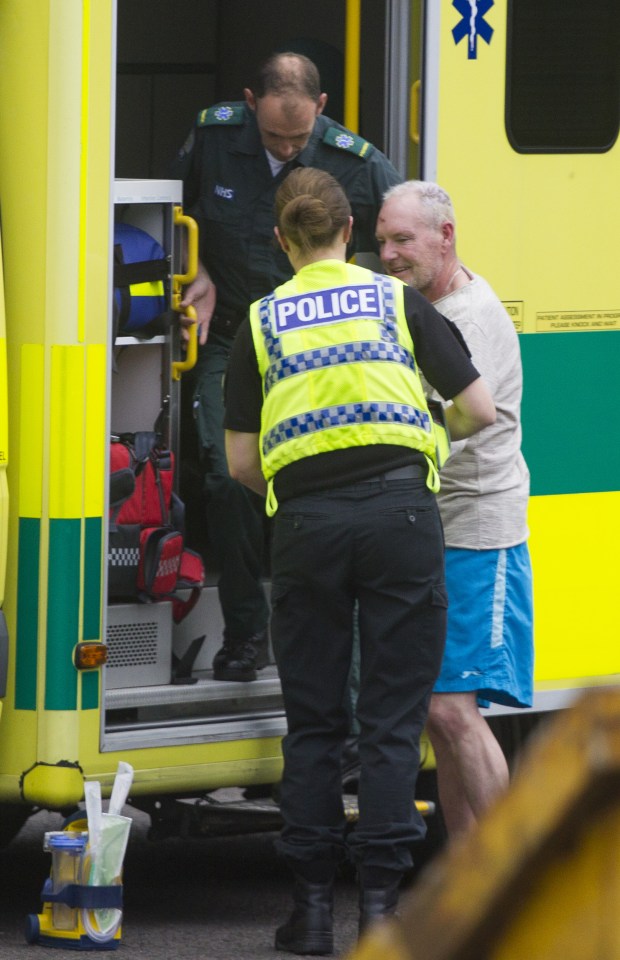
[0,0,617,843]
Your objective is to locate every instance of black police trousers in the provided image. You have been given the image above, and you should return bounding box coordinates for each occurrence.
[270,474,448,874]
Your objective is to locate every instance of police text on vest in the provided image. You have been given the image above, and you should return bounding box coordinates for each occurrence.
[273,285,382,334]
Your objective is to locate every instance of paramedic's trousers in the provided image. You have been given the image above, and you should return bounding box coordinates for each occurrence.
[192,335,270,638]
[270,473,448,873]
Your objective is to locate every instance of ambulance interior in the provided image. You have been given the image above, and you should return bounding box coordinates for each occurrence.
[106,0,393,749]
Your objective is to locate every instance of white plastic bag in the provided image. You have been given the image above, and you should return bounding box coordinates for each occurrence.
[82,762,134,942]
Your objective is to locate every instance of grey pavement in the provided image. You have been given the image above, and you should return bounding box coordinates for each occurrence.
[0,804,361,960]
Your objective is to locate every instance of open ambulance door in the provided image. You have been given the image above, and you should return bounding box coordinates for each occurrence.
[415,1,620,712]
[0,217,8,720]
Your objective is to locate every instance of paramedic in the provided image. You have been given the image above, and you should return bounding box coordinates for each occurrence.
[224,167,495,953]
[171,52,402,682]
[376,180,534,838]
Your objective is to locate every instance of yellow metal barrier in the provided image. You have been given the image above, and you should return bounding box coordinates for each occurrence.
[344,687,620,960]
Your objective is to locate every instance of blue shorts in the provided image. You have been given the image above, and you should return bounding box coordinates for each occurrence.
[433,543,534,708]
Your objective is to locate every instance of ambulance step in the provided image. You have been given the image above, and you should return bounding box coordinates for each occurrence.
[105,666,282,710]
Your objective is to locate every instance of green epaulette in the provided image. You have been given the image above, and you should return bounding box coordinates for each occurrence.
[197,103,245,127]
[322,126,373,159]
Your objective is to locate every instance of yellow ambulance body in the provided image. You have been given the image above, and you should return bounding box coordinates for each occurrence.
[0,1,617,835]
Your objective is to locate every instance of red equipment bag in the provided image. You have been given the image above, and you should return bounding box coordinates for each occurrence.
[108,432,204,621]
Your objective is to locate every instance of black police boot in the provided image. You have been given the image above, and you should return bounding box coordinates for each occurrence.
[212,629,269,682]
[358,875,401,935]
[275,877,334,956]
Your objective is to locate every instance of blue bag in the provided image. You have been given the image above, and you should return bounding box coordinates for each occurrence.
[113,223,169,335]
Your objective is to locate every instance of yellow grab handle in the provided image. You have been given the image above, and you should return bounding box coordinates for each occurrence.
[410,79,421,145]
[171,206,199,379]
[172,303,197,381]
[173,205,198,287]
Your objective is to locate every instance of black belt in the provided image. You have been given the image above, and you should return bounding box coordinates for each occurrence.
[366,463,426,483]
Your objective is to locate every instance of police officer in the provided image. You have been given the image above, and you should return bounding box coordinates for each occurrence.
[224,167,495,953]
[171,52,402,682]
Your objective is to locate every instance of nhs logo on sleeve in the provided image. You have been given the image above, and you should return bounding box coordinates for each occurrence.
[273,284,382,334]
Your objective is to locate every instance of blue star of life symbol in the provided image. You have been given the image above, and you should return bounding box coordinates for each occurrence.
[214,105,234,121]
[335,134,355,149]
[452,0,494,59]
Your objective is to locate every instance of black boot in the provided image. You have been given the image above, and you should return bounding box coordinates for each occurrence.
[358,877,400,935]
[212,629,269,681]
[275,877,334,956]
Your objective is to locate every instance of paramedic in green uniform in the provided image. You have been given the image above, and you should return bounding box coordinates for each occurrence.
[171,52,402,681]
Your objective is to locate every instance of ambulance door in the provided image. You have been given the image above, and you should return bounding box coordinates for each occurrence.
[418,1,620,703]
[0,221,8,719]
[383,0,425,178]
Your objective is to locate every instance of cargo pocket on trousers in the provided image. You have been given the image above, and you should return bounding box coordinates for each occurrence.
[268,584,292,663]
[424,583,450,678]
[430,583,449,610]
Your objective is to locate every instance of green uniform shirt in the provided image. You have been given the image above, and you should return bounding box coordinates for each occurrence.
[171,101,402,337]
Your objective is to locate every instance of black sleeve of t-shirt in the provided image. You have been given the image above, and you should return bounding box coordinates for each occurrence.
[223,318,263,432]
[402,286,479,399]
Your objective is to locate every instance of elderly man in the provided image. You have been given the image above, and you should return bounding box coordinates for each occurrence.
[376,180,534,837]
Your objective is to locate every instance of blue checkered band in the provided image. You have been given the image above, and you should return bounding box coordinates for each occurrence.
[259,291,281,350]
[374,273,397,338]
[258,274,408,395]
[262,402,431,455]
[264,340,416,395]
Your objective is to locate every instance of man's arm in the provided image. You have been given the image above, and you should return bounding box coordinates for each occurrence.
[179,259,217,344]
[225,430,266,497]
[170,122,217,344]
[445,377,496,440]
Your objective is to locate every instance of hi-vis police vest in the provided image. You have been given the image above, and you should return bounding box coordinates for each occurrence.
[249,260,440,515]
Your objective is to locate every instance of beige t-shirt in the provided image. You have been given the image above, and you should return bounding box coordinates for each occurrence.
[431,272,530,549]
